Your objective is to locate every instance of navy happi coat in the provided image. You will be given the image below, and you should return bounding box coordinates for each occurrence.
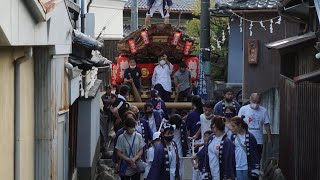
[198,134,236,180]
[147,142,180,180]
[230,132,260,178]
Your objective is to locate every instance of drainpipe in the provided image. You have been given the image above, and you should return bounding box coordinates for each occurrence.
[14,47,33,180]
[81,0,85,33]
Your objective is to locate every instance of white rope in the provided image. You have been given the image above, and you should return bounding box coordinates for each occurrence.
[230,10,280,23]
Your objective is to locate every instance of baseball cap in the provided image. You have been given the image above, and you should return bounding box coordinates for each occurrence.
[153,132,161,141]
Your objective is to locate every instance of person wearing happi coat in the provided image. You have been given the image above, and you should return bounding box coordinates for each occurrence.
[168,114,189,179]
[198,116,236,180]
[147,123,180,180]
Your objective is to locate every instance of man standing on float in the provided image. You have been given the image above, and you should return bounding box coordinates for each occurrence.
[152,53,173,102]
[145,0,173,26]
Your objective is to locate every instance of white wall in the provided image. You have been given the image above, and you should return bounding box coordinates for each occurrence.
[0,0,72,49]
[90,0,127,39]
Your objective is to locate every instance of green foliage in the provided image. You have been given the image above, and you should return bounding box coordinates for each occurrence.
[185,0,229,80]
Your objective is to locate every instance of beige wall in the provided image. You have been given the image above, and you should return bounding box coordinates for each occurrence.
[0,47,14,180]
[0,47,35,180]
[20,56,35,180]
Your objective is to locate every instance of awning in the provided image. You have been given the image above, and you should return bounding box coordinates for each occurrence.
[294,69,320,83]
[315,0,320,23]
[265,32,316,50]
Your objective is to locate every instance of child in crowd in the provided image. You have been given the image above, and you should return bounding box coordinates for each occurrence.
[192,130,213,178]
[144,132,161,179]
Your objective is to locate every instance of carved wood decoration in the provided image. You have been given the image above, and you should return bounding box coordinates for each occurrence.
[247,39,259,65]
[117,23,196,64]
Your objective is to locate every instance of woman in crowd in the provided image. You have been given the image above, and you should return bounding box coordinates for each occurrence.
[230,116,260,180]
[169,114,189,179]
[199,116,236,180]
[129,106,153,148]
[147,123,180,180]
[115,117,146,180]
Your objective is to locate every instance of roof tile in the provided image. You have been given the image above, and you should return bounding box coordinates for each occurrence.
[216,0,281,10]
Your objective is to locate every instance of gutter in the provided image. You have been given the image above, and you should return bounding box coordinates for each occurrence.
[14,47,33,180]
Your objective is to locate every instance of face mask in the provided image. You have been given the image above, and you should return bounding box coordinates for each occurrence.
[127,128,135,134]
[250,103,259,110]
[130,65,136,69]
[225,98,233,102]
[159,60,166,65]
[145,111,153,117]
[225,112,234,118]
[163,135,174,142]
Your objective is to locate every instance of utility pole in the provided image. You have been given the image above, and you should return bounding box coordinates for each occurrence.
[200,0,211,75]
[200,0,212,99]
[131,0,138,32]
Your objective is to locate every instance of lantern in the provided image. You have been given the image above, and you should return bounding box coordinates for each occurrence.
[183,41,193,55]
[115,54,129,84]
[137,63,156,80]
[128,39,137,54]
[111,63,119,86]
[171,31,181,45]
[185,56,199,82]
[141,30,150,45]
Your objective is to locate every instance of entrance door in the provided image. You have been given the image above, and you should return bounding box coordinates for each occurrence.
[58,113,69,180]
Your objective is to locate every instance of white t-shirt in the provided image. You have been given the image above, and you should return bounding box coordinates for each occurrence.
[238,105,270,144]
[152,63,173,92]
[168,143,177,180]
[234,134,248,170]
[208,136,223,180]
[199,114,213,143]
[135,121,143,135]
[148,115,157,134]
[173,129,183,157]
[144,146,155,178]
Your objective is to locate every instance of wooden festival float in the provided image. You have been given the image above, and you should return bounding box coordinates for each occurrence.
[111,24,199,108]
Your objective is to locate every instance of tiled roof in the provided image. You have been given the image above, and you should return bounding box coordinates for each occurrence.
[124,0,196,11]
[215,0,281,10]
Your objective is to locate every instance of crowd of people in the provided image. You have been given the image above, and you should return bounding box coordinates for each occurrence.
[100,46,272,180]
[101,81,272,180]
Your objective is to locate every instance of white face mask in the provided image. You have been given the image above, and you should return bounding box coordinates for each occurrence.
[159,60,166,65]
[250,103,259,110]
[130,65,136,69]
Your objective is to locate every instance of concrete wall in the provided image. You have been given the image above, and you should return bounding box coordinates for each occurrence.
[0,47,15,180]
[227,17,243,84]
[0,0,72,48]
[90,0,126,39]
[77,90,101,167]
